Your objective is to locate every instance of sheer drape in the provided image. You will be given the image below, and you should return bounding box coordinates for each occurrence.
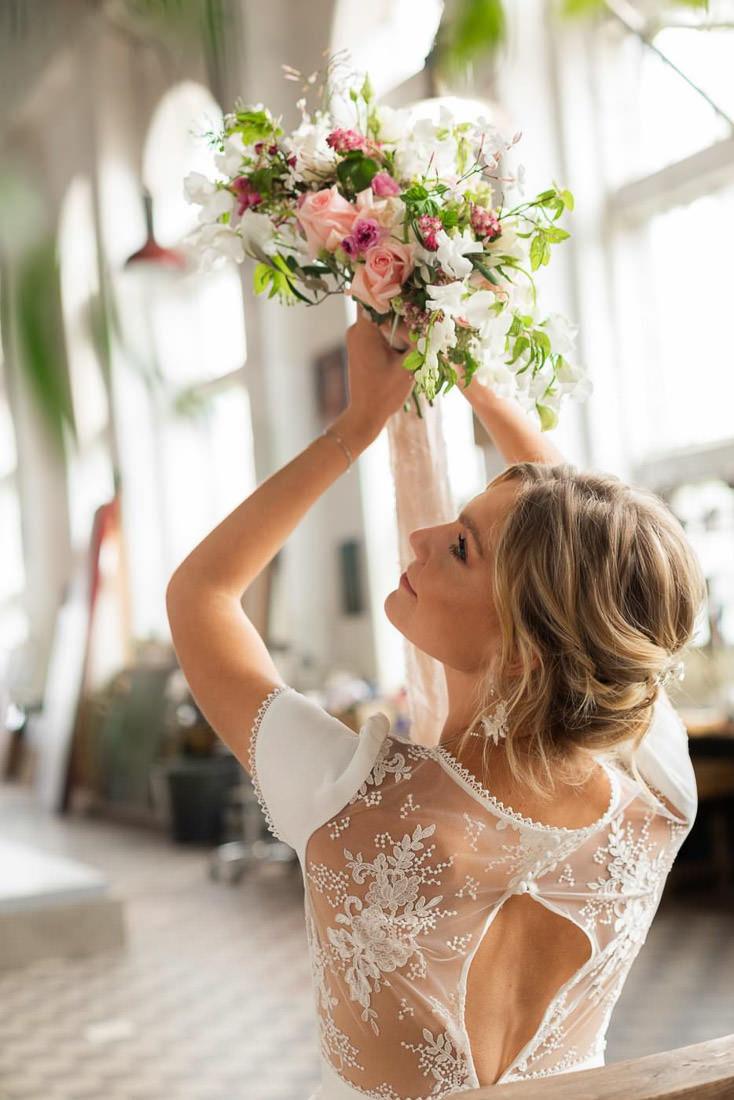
[386,400,453,746]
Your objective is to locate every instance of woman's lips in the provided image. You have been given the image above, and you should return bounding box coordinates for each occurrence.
[400,571,416,596]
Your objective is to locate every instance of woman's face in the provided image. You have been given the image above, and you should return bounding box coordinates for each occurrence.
[384,479,520,672]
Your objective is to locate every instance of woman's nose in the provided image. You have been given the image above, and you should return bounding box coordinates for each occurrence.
[409,527,428,558]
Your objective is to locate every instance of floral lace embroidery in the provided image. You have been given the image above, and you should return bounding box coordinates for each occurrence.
[317,823,457,1036]
[400,1027,473,1095]
[347,737,414,809]
[305,897,365,1074]
[246,684,292,844]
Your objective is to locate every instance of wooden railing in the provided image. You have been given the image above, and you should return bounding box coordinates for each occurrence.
[454,1033,734,1099]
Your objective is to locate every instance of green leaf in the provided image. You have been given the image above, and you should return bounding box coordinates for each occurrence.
[469,255,501,284]
[403,349,424,371]
[336,154,379,194]
[545,226,570,243]
[229,108,274,145]
[509,336,530,365]
[530,234,546,271]
[253,263,272,295]
[534,330,552,358]
[249,166,278,194]
[560,189,575,211]
[537,404,559,431]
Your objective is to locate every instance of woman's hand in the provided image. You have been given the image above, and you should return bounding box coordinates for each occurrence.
[344,309,416,435]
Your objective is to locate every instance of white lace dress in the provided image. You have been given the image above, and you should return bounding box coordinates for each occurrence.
[248,687,697,1099]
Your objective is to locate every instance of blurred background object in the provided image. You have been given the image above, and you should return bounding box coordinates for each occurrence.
[1,2,733,1097]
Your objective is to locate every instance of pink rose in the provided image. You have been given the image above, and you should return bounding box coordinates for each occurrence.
[371,172,401,197]
[297,187,358,258]
[349,240,416,314]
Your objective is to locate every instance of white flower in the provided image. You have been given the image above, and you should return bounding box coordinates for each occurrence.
[484,222,528,267]
[375,105,411,143]
[184,171,235,225]
[214,132,247,176]
[435,228,482,279]
[425,281,467,317]
[417,315,456,370]
[183,171,217,206]
[541,312,579,358]
[459,290,499,330]
[197,188,235,225]
[283,115,337,183]
[184,222,245,271]
[238,210,277,255]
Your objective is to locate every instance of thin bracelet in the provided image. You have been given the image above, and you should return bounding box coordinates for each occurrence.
[322,427,353,473]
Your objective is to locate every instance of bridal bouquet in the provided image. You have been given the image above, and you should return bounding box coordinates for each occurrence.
[183,57,591,428]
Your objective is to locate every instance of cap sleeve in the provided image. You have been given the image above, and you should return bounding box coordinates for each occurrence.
[247,685,391,861]
[616,689,698,826]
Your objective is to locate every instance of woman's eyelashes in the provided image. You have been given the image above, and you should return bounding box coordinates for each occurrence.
[449,533,467,562]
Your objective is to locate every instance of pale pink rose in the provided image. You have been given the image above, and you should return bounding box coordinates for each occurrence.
[297,187,358,258]
[355,187,405,230]
[349,240,416,314]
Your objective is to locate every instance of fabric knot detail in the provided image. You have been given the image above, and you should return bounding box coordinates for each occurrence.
[516,879,538,895]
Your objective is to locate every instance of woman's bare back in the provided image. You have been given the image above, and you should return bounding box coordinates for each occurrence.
[452,740,614,1084]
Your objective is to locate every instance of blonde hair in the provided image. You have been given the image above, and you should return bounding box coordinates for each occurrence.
[458,462,707,801]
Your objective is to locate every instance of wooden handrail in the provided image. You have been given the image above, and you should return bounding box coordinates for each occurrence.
[454,1033,734,1099]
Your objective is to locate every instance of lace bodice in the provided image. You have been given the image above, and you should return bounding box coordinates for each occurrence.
[248,687,696,1099]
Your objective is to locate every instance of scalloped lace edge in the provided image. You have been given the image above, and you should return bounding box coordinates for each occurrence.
[247,684,293,845]
[434,746,620,836]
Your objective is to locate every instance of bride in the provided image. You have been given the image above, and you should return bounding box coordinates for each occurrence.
[166,312,705,1096]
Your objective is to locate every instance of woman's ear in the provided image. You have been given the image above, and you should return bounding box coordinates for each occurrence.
[505,652,539,676]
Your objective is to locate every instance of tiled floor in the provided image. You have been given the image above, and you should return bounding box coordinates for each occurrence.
[0,780,732,1100]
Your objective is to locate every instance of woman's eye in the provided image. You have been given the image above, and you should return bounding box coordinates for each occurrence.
[449,533,467,562]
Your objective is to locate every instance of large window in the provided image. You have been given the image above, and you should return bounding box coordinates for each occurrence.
[554,6,734,704]
[109,82,256,643]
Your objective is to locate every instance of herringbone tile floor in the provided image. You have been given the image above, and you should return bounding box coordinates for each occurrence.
[0,781,731,1100]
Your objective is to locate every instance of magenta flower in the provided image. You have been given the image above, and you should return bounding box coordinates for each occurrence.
[416,214,442,251]
[470,204,502,241]
[341,219,385,257]
[326,128,367,152]
[232,176,263,215]
[371,172,401,197]
[353,219,383,251]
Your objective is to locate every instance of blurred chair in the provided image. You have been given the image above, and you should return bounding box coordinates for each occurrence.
[454,1032,734,1099]
[208,777,297,883]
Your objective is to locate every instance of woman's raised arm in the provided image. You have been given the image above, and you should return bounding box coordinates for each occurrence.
[458,374,567,466]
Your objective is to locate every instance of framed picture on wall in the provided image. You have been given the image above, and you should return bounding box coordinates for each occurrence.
[314,345,348,426]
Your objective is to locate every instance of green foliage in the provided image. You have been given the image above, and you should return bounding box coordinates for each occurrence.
[227,107,279,145]
[336,152,380,195]
[253,254,309,302]
[402,349,425,371]
[13,239,76,453]
[435,0,710,66]
[437,0,507,72]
